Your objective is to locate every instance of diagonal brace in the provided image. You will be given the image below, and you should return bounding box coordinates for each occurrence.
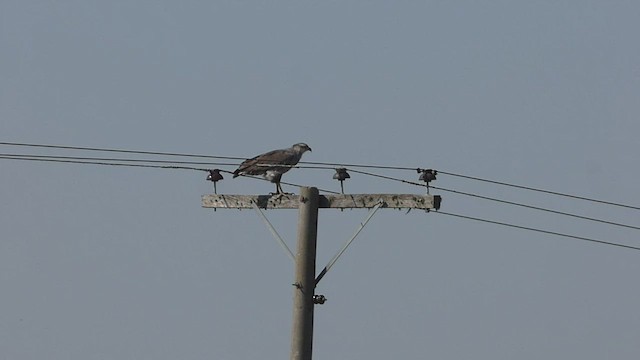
[315,200,383,286]
[251,201,295,262]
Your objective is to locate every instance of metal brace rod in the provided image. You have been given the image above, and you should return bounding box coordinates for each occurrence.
[251,201,296,262]
[315,200,384,286]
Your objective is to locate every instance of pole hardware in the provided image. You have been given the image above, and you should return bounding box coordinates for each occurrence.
[333,168,351,194]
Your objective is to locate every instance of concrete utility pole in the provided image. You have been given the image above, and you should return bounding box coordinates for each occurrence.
[202,188,441,360]
[290,187,319,360]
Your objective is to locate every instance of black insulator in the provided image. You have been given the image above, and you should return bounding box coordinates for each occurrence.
[333,168,351,181]
[333,168,350,194]
[313,294,327,304]
[418,168,437,183]
[207,169,224,182]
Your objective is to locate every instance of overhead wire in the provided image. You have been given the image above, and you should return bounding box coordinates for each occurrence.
[319,167,640,252]
[3,143,639,218]
[3,140,640,214]
[0,153,237,167]
[0,154,340,194]
[3,141,639,212]
[0,141,415,169]
[2,142,639,252]
[0,141,245,161]
[437,170,640,211]
[346,168,640,231]
[349,167,640,251]
[435,211,640,252]
[0,155,209,171]
[2,141,639,211]
[429,185,640,231]
[3,154,636,252]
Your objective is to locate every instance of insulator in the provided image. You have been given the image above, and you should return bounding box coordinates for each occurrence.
[333,168,350,194]
[313,294,327,304]
[418,168,437,183]
[333,168,351,181]
[207,169,224,182]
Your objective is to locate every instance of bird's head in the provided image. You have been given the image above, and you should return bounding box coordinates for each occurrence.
[292,143,312,154]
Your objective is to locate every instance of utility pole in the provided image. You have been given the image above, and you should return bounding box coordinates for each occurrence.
[290,187,319,360]
[202,188,441,360]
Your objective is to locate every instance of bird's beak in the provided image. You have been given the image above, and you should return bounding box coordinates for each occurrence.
[308,147,312,152]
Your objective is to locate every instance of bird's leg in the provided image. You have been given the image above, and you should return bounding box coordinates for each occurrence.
[272,182,282,194]
[278,182,295,195]
[270,183,285,199]
[269,174,288,197]
[270,180,293,198]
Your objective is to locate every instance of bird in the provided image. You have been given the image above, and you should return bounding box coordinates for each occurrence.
[233,143,312,194]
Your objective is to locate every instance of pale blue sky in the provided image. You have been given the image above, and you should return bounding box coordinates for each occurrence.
[2,1,639,359]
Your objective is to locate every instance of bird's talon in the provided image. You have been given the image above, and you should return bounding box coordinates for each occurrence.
[269,192,286,200]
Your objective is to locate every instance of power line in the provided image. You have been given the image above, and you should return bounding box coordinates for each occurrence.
[347,168,640,231]
[5,145,638,225]
[9,152,634,235]
[0,155,341,195]
[0,153,237,167]
[0,141,245,161]
[437,170,640,211]
[4,149,638,251]
[0,155,210,171]
[435,211,640,252]
[0,151,343,171]
[3,141,638,211]
[429,185,640,231]
[302,161,415,171]
[0,141,417,170]
[348,168,426,186]
[349,167,639,212]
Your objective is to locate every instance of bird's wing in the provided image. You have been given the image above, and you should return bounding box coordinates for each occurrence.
[234,148,297,176]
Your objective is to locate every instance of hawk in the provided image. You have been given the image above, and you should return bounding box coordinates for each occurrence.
[233,143,312,194]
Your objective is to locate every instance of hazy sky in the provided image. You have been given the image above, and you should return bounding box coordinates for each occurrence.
[2,1,639,359]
